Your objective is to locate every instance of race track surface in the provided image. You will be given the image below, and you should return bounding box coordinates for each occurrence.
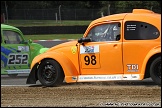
[1,81,161,107]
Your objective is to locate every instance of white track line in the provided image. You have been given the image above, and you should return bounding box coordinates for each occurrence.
[1,85,35,87]
[33,39,75,42]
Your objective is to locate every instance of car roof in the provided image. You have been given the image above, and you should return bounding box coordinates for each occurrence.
[89,9,159,27]
[1,24,20,31]
[84,9,160,36]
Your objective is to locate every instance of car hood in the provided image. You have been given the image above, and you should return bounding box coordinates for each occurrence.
[47,40,78,52]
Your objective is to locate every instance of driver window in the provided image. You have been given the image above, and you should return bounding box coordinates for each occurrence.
[3,30,23,44]
[87,22,121,42]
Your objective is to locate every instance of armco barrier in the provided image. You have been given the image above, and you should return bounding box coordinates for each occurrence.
[18,26,88,35]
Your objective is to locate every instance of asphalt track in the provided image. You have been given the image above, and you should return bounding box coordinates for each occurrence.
[1,40,158,86]
[33,40,70,48]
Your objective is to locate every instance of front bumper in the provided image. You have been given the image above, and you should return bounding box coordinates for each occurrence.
[26,63,39,84]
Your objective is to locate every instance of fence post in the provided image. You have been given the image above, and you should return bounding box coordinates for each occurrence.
[5,1,8,24]
[108,4,110,15]
[59,5,61,23]
[55,13,58,22]
[1,13,5,23]
[75,9,76,20]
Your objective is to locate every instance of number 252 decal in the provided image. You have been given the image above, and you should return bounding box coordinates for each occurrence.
[7,53,29,65]
[84,55,96,65]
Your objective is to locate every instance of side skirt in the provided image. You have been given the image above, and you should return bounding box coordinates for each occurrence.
[77,74,141,82]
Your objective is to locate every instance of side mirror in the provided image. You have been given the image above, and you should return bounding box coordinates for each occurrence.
[23,40,28,44]
[78,37,91,43]
[28,39,33,43]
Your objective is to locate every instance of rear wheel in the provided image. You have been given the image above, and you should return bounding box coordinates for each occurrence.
[150,56,161,85]
[37,59,64,87]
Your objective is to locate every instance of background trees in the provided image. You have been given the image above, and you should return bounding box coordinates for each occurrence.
[1,1,161,20]
[99,1,160,15]
[1,1,160,10]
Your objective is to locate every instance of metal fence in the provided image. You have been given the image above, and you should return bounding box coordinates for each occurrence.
[1,8,161,20]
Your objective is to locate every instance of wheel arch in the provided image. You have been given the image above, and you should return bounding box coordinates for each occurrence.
[144,53,161,79]
[37,52,79,83]
[140,46,161,79]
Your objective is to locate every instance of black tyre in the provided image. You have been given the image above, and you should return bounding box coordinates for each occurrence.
[150,56,161,85]
[37,59,64,87]
[8,74,18,78]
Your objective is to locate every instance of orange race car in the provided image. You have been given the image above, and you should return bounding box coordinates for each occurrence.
[26,9,161,87]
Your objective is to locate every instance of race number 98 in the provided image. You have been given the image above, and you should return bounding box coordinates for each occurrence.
[84,55,96,65]
[81,53,100,68]
[7,53,28,65]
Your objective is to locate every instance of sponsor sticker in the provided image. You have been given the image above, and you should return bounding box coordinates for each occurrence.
[18,46,29,52]
[127,64,139,72]
[80,45,99,54]
[71,46,77,54]
[7,69,30,74]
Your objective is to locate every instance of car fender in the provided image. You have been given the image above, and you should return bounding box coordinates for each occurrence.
[140,45,161,79]
[37,48,49,54]
[31,51,79,83]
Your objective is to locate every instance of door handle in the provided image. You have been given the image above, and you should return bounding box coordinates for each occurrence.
[113,44,117,47]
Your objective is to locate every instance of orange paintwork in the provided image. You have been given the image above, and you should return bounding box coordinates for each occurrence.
[30,9,161,83]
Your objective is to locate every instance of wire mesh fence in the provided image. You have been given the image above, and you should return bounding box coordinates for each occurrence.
[1,8,161,21]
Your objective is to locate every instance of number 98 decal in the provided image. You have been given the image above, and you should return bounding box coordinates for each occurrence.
[7,53,29,65]
[84,55,96,65]
[81,54,100,68]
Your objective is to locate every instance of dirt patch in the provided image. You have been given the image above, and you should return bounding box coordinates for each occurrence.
[1,82,161,107]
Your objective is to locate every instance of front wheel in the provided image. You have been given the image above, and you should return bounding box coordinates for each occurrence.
[150,56,161,85]
[37,59,64,87]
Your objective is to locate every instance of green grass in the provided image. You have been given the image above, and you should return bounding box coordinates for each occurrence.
[5,20,87,40]
[24,34,83,40]
[6,20,92,27]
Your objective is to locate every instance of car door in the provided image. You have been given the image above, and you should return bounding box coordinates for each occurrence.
[122,20,161,75]
[1,30,31,74]
[79,21,123,75]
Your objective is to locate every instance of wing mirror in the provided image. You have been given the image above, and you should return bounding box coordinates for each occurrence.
[78,37,91,43]
[28,39,33,43]
[23,39,32,44]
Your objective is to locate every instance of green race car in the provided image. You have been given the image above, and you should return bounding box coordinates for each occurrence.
[1,24,49,77]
